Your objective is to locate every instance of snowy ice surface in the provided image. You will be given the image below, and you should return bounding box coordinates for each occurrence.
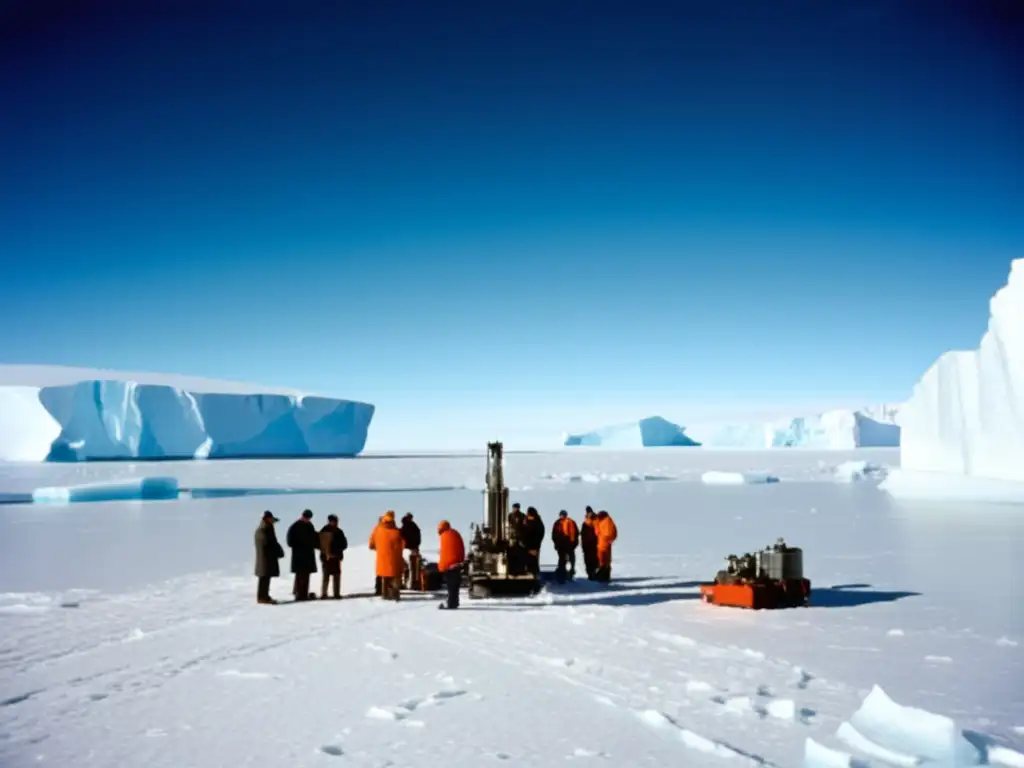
[897,258,1024,489]
[1,448,1022,768]
[0,364,375,462]
[566,405,901,449]
[881,470,1024,504]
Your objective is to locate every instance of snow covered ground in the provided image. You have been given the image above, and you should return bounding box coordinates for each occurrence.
[1,449,1022,767]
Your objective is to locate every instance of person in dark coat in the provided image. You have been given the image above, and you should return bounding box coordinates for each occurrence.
[318,514,348,599]
[254,510,285,604]
[581,507,598,580]
[522,507,545,577]
[400,513,422,588]
[507,502,526,543]
[287,509,319,601]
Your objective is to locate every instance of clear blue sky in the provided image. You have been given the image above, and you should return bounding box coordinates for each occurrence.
[1,0,1022,448]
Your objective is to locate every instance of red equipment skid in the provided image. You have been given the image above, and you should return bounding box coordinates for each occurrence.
[699,578,811,609]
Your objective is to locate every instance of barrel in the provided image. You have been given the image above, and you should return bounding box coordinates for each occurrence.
[761,548,803,580]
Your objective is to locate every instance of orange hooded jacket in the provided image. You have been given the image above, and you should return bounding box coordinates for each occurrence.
[553,516,579,548]
[596,514,617,567]
[437,522,465,572]
[374,520,405,578]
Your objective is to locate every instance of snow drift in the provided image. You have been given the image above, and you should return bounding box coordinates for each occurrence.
[564,406,901,449]
[894,258,1024,485]
[0,365,375,462]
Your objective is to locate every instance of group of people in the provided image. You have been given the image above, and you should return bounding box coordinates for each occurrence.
[252,503,618,608]
[548,506,618,583]
[253,509,465,609]
[367,511,465,610]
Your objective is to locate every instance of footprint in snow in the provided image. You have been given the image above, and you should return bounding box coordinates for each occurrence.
[571,747,609,758]
[366,690,468,721]
[320,744,344,757]
[365,641,398,660]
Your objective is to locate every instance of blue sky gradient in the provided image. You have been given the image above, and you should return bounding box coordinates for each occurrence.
[1,0,1022,447]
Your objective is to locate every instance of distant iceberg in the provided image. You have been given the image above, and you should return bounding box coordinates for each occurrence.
[563,406,901,449]
[563,416,699,447]
[0,365,375,462]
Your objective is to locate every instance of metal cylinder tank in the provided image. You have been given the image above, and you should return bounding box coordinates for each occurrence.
[761,548,803,580]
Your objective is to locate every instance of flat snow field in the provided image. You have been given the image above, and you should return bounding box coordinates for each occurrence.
[1,448,1022,768]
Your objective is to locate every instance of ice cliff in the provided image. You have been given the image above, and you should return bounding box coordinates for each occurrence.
[0,365,375,462]
[564,406,900,449]
[897,258,1024,482]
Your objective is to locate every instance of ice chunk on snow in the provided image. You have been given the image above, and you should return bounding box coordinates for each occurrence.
[804,737,860,767]
[838,685,983,766]
[0,364,374,461]
[897,258,1024,487]
[701,470,779,485]
[833,460,888,483]
[32,477,180,504]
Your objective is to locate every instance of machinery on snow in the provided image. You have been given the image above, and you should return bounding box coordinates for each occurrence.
[699,538,811,609]
[464,441,543,599]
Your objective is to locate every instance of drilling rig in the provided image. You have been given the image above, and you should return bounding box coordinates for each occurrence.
[466,441,543,599]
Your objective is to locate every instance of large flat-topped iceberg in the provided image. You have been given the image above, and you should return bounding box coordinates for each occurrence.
[562,416,699,447]
[563,406,900,449]
[0,365,375,462]
[895,258,1024,483]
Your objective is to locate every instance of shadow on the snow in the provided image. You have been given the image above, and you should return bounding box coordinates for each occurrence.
[558,590,701,608]
[811,584,920,608]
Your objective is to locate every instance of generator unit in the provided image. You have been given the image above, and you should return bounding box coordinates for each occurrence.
[465,441,542,599]
[699,538,810,609]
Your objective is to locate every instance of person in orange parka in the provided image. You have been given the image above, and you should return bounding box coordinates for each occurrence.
[374,511,405,600]
[368,513,386,595]
[551,510,579,583]
[436,520,465,610]
[580,507,598,580]
[594,509,618,583]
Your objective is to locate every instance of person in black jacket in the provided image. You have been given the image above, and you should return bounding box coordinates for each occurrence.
[287,510,319,601]
[400,513,422,588]
[318,514,348,599]
[254,511,285,604]
[523,507,545,577]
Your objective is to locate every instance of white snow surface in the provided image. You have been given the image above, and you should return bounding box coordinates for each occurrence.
[897,258,1024,486]
[0,364,375,462]
[566,405,902,449]
[1,448,1022,768]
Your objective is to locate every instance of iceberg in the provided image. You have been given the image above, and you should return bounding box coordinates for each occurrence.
[894,258,1024,484]
[563,407,901,449]
[562,416,699,447]
[0,365,375,462]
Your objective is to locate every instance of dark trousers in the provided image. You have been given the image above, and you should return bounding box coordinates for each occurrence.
[321,559,341,598]
[526,550,540,577]
[444,567,461,609]
[556,548,576,581]
[257,577,272,602]
[582,547,597,579]
[380,576,401,601]
[293,572,312,600]
[375,575,382,595]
